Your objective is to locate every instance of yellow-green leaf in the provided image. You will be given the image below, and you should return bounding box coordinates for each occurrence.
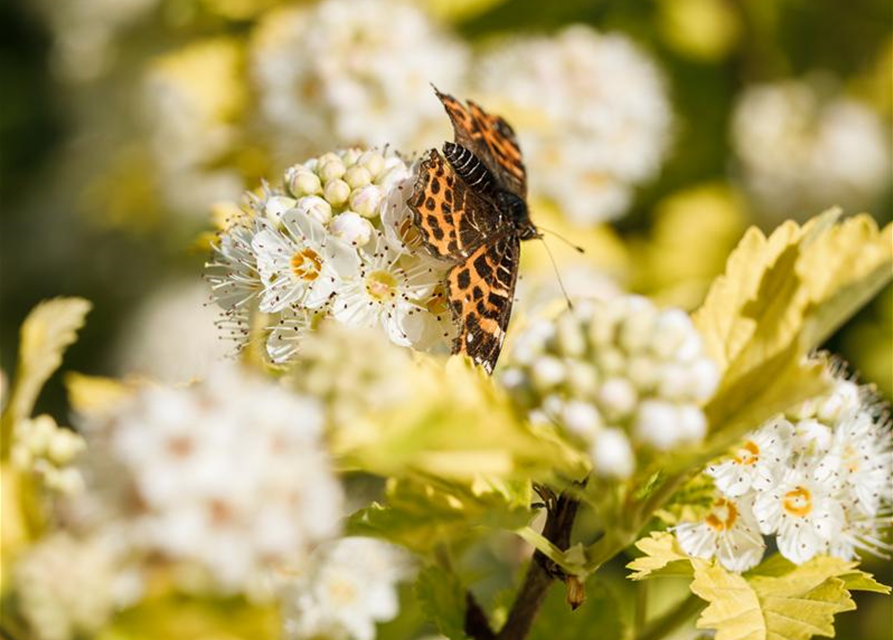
[3,298,92,430]
[65,372,134,417]
[691,556,864,640]
[626,532,694,581]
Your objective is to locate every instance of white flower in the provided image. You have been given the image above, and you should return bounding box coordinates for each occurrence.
[707,418,793,497]
[281,538,412,640]
[473,26,672,224]
[330,211,375,247]
[732,77,891,221]
[332,233,443,348]
[752,465,845,564]
[675,495,766,572]
[251,0,468,160]
[78,363,343,593]
[253,210,360,313]
[14,531,141,640]
[266,306,323,364]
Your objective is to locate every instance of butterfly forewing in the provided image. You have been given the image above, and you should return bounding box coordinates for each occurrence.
[409,149,505,259]
[434,88,527,198]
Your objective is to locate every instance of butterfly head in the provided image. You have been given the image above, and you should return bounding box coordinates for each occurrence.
[496,189,538,241]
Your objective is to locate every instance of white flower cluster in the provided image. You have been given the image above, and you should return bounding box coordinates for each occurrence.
[14,531,141,640]
[732,77,891,221]
[206,147,452,364]
[77,363,343,594]
[502,295,719,479]
[11,415,86,494]
[251,0,468,160]
[143,39,245,216]
[281,537,412,640]
[676,376,893,571]
[473,26,672,224]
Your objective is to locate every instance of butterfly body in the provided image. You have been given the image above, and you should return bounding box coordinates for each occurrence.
[409,89,535,373]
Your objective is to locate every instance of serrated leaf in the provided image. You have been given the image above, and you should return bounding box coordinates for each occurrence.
[839,571,891,594]
[4,298,92,426]
[695,212,892,402]
[691,556,867,640]
[626,532,694,580]
[415,566,470,640]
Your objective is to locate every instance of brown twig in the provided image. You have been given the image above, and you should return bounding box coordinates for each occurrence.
[463,483,584,640]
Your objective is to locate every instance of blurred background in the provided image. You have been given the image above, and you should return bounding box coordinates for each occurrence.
[1,0,890,637]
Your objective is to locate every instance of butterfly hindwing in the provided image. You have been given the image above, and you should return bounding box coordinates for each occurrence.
[434,88,527,198]
[447,236,520,374]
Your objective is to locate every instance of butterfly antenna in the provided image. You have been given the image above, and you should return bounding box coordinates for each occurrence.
[537,235,575,310]
[537,226,585,254]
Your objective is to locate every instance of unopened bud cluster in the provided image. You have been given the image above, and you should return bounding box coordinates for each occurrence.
[502,295,719,478]
[11,415,86,494]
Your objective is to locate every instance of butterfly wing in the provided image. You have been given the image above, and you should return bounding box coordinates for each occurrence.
[446,236,520,374]
[434,88,527,198]
[409,148,507,260]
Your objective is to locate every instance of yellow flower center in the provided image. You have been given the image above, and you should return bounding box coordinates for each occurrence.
[291,248,323,281]
[782,486,813,517]
[327,579,357,605]
[733,440,760,465]
[366,271,398,301]
[705,498,738,532]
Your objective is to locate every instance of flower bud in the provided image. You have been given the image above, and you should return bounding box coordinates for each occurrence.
[344,166,372,189]
[319,159,346,183]
[597,377,637,420]
[591,428,634,478]
[330,212,374,247]
[265,196,297,224]
[634,399,680,450]
[47,430,86,466]
[323,179,350,206]
[650,308,692,358]
[562,400,603,440]
[360,150,385,178]
[296,196,333,225]
[288,168,322,197]
[531,356,566,392]
[349,185,383,218]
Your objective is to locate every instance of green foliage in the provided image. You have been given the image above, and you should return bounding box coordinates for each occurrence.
[1,298,92,438]
[691,556,888,640]
[415,566,470,640]
[347,477,532,554]
[527,578,627,640]
[626,532,695,581]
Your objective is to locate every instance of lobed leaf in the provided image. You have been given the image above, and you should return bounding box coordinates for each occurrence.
[3,298,92,427]
[690,555,881,640]
[626,531,694,581]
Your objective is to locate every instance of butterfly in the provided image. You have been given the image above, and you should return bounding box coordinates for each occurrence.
[409,87,537,374]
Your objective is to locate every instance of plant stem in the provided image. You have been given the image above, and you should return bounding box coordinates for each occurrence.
[463,485,583,640]
[634,580,648,636]
[635,593,703,640]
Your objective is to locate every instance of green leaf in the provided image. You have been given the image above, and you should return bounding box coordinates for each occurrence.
[513,528,588,576]
[415,566,470,640]
[527,578,626,640]
[626,532,694,581]
[3,298,92,427]
[347,477,531,554]
[694,213,892,444]
[691,555,869,640]
[335,356,587,484]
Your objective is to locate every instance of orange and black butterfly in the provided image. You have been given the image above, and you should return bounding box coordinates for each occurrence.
[409,88,537,374]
